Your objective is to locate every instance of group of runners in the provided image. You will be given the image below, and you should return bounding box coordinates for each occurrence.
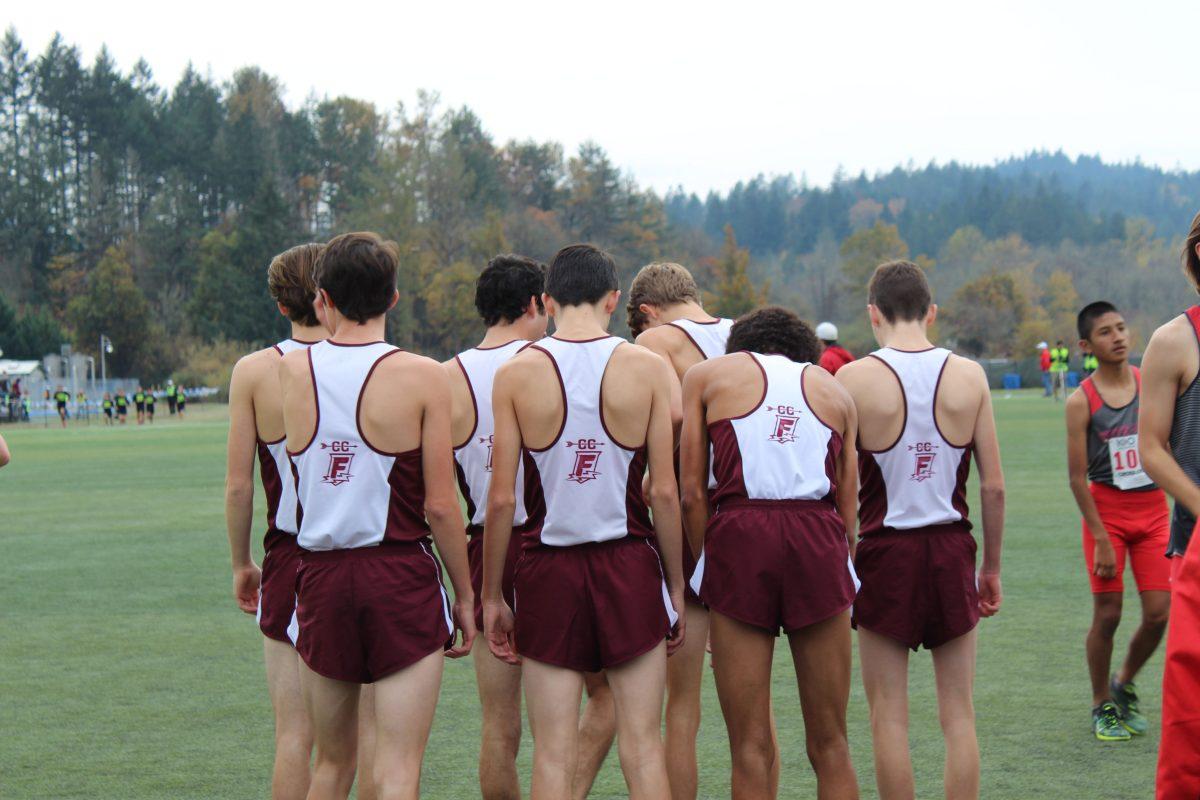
[90,384,186,426]
[221,209,1200,800]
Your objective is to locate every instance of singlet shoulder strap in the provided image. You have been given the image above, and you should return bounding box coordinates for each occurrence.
[1080,376,1103,416]
[1132,365,1142,393]
[1186,306,1200,341]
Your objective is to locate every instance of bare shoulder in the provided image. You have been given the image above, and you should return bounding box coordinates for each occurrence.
[834,353,879,390]
[278,347,310,379]
[494,345,547,387]
[441,353,467,382]
[617,341,673,383]
[387,350,445,383]
[635,325,685,357]
[1064,387,1088,423]
[1147,312,1192,351]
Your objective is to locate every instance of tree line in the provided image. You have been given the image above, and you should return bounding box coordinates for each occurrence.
[0,27,1197,384]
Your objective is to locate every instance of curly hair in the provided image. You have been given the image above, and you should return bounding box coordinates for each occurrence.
[726,306,821,363]
[475,254,546,326]
[267,243,324,327]
[626,262,700,335]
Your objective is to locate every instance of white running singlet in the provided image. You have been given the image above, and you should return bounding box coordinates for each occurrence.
[858,347,972,533]
[289,341,431,551]
[453,340,530,532]
[257,338,313,535]
[524,336,654,547]
[669,317,734,360]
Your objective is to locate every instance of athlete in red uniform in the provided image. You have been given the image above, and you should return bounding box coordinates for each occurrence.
[280,232,474,800]
[681,307,860,799]
[444,254,548,799]
[483,244,685,800]
[1066,302,1170,742]
[1144,210,1200,798]
[225,243,326,800]
[837,261,1004,800]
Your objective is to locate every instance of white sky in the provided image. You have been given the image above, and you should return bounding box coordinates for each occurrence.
[7,0,1199,195]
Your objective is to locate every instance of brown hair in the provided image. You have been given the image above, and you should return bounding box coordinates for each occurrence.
[268,243,323,327]
[868,260,932,323]
[1185,210,1200,293]
[626,262,701,335]
[314,232,399,323]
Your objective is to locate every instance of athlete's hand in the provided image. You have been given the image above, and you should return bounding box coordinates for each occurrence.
[1093,539,1118,580]
[978,570,1002,617]
[232,562,262,615]
[446,597,476,659]
[484,599,521,666]
[666,590,687,656]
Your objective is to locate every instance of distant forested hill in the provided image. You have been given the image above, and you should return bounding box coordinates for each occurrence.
[0,25,1196,382]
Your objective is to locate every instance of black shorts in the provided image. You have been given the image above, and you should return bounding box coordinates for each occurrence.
[135,402,145,412]
[104,408,113,418]
[117,407,127,416]
[56,402,67,412]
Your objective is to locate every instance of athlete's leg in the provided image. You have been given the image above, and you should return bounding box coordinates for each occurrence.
[787,611,858,799]
[931,629,979,800]
[371,650,444,800]
[572,672,616,800]
[1118,590,1170,684]
[264,638,313,800]
[711,611,778,799]
[523,658,585,800]
[473,636,523,800]
[664,603,707,800]
[1086,592,1123,705]
[357,684,377,800]
[299,663,360,800]
[605,642,671,799]
[858,627,913,800]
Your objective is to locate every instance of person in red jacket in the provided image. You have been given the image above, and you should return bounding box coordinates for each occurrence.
[816,322,854,374]
[1039,341,1053,396]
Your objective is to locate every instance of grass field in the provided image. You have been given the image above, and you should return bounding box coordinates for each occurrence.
[0,392,1167,799]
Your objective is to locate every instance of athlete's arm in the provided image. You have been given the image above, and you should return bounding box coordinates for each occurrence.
[1140,322,1200,518]
[417,360,475,658]
[678,365,711,565]
[635,327,684,434]
[224,356,260,615]
[831,379,860,558]
[1065,391,1116,579]
[0,432,10,468]
[482,361,522,665]
[644,353,687,655]
[970,363,1005,617]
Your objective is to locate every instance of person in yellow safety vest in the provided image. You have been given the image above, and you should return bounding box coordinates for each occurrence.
[1051,339,1071,401]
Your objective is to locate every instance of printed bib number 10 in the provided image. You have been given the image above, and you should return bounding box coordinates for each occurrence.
[1108,434,1152,490]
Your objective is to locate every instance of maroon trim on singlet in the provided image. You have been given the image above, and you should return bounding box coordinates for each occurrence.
[257,439,284,532]
[822,431,844,503]
[667,321,708,362]
[289,338,322,345]
[886,346,937,354]
[932,354,972,449]
[356,349,412,456]
[455,459,478,527]
[624,446,654,537]
[525,345,568,452]
[857,452,888,534]
[550,334,615,344]
[951,444,975,522]
[861,354,907,454]
[520,456,549,547]
[272,344,284,356]
[474,339,523,351]
[598,343,642,451]
[384,450,432,542]
[288,349,321,457]
[290,459,304,530]
[452,355,478,450]
[707,419,748,506]
[326,339,387,347]
[800,365,840,434]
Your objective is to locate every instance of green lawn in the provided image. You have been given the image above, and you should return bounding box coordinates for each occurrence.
[0,393,1165,798]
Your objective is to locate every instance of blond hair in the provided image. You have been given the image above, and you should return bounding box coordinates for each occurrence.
[268,243,323,327]
[626,262,700,334]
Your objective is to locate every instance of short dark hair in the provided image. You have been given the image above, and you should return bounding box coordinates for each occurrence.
[1185,210,1200,293]
[868,260,931,323]
[1077,301,1120,340]
[475,254,546,326]
[314,232,398,323]
[726,306,821,364]
[545,244,618,307]
[268,243,323,327]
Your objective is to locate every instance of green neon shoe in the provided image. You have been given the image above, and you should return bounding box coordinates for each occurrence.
[1110,677,1149,736]
[1093,702,1132,741]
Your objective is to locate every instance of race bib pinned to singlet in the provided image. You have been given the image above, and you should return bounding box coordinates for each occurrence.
[1108,434,1152,490]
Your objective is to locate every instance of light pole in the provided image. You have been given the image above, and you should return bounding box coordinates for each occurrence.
[100,335,113,388]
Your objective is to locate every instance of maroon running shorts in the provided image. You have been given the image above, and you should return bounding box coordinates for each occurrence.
[513,536,675,672]
[258,529,301,644]
[294,541,453,683]
[695,499,857,633]
[468,523,527,630]
[683,537,704,606]
[852,522,979,651]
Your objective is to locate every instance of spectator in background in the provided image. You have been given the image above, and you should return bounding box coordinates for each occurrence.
[816,322,855,375]
[1052,340,1072,401]
[1040,342,1053,396]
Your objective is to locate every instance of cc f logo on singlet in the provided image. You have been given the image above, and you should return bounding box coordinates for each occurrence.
[479,435,494,472]
[320,440,357,486]
[565,438,604,484]
[767,405,800,444]
[909,441,938,482]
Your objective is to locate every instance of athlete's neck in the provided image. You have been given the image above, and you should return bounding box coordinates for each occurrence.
[479,319,535,349]
[875,320,933,351]
[658,301,715,326]
[289,323,327,343]
[1094,358,1134,386]
[552,304,610,341]
[328,315,387,345]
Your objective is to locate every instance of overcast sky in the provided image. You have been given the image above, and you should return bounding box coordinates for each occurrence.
[7,0,1198,195]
